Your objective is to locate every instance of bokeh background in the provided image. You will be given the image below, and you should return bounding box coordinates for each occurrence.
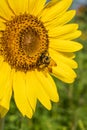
[4,0,87,130]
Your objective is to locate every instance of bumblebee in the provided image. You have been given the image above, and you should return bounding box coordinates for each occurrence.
[38,51,57,72]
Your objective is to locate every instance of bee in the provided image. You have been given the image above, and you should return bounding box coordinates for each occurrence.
[38,51,57,72]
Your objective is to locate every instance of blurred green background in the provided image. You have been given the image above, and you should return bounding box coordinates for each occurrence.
[3,1,87,130]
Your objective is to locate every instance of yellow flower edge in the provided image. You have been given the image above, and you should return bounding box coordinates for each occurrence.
[0,0,83,118]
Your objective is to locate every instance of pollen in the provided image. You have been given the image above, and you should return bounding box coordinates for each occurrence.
[0,14,49,72]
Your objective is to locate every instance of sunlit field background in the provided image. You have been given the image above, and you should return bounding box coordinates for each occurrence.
[4,0,87,130]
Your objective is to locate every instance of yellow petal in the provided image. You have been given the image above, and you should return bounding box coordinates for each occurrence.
[45,10,76,28]
[0,67,13,118]
[48,24,79,37]
[27,71,51,110]
[52,64,77,83]
[13,71,33,118]
[0,22,6,30]
[0,16,6,24]
[58,31,82,40]
[27,0,36,13]
[26,71,37,112]
[0,82,12,117]
[19,0,29,13]
[0,62,11,100]
[49,39,83,52]
[35,70,59,102]
[49,49,78,69]
[28,0,46,16]
[40,0,72,22]
[59,52,76,59]
[45,0,60,8]
[7,0,29,15]
[0,0,14,20]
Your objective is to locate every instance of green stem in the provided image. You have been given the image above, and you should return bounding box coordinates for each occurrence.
[0,118,4,130]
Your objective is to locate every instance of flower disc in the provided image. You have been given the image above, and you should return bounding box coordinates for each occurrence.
[1,14,49,71]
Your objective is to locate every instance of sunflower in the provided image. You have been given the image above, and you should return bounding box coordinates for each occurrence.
[0,0,82,118]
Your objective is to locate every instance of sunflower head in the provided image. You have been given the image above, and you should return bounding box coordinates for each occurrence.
[0,0,82,118]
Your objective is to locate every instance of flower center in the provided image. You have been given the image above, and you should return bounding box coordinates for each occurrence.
[0,14,50,72]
